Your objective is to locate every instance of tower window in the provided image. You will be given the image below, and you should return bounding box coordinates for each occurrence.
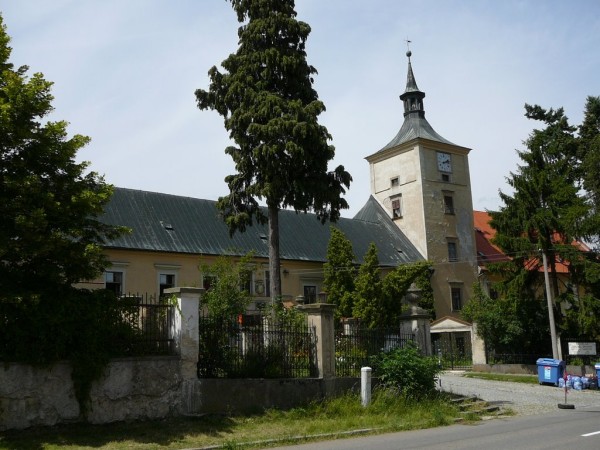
[447,241,458,262]
[391,196,402,218]
[441,173,451,182]
[451,287,463,311]
[391,177,399,188]
[443,193,455,214]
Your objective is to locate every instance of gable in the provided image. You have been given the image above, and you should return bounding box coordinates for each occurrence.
[430,316,472,333]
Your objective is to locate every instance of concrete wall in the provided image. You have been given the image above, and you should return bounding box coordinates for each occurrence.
[0,357,181,431]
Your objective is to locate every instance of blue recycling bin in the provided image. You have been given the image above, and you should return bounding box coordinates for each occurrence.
[595,363,600,381]
[536,358,565,386]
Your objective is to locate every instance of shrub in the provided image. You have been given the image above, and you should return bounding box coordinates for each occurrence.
[372,342,441,399]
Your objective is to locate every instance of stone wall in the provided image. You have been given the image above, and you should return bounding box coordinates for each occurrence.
[0,357,181,431]
[183,377,361,416]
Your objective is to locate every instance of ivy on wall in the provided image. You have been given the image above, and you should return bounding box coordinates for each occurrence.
[0,287,139,416]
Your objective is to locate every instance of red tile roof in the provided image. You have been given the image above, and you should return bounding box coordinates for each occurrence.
[473,210,589,273]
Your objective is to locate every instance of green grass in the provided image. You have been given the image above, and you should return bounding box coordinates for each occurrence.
[462,372,539,384]
[0,390,463,450]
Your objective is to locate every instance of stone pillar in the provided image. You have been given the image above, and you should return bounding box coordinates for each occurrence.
[164,287,203,380]
[297,303,336,378]
[399,304,432,356]
[471,322,487,365]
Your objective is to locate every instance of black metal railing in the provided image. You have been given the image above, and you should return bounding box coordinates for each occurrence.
[115,301,176,356]
[197,313,317,379]
[486,353,540,365]
[335,327,414,377]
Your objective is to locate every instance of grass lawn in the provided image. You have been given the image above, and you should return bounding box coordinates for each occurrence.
[0,391,463,450]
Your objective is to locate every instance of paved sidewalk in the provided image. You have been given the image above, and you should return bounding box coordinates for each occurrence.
[438,371,600,415]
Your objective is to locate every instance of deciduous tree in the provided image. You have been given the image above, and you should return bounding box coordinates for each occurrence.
[0,15,123,297]
[195,0,351,302]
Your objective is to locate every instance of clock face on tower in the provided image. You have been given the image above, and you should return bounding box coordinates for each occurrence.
[437,152,452,172]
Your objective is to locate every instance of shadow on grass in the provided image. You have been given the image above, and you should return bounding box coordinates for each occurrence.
[0,414,237,450]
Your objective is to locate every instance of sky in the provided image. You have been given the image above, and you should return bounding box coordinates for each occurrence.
[2,0,600,218]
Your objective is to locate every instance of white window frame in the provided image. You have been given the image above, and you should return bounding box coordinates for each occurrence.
[154,264,180,299]
[104,261,129,296]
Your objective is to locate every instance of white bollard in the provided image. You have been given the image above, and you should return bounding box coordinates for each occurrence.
[361,366,372,407]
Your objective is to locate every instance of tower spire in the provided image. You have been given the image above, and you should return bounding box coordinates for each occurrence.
[400,50,425,117]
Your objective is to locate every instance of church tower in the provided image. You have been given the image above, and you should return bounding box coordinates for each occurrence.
[364,51,478,318]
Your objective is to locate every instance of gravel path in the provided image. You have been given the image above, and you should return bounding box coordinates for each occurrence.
[438,371,600,416]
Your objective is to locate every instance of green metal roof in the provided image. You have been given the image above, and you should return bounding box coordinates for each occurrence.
[100,188,423,266]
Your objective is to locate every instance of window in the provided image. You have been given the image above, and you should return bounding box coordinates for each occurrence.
[105,271,123,295]
[447,241,458,262]
[451,287,462,311]
[391,196,402,219]
[304,285,317,304]
[239,269,253,294]
[390,177,399,188]
[441,173,450,182]
[202,274,216,291]
[443,193,455,214]
[159,273,175,298]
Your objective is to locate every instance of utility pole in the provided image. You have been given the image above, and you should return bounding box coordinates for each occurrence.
[541,249,560,360]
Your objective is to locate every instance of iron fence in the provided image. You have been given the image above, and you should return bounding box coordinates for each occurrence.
[197,313,318,379]
[486,353,540,365]
[335,327,415,377]
[115,299,176,356]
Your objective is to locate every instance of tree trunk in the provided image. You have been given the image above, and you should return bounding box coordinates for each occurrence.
[268,205,282,305]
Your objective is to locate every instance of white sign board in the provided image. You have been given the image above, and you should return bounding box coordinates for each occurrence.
[568,342,597,356]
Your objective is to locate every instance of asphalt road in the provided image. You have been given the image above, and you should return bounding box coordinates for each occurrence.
[267,372,600,450]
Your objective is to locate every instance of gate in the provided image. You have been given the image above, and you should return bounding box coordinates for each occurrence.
[432,331,472,370]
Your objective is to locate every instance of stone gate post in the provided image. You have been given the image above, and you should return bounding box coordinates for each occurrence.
[399,304,432,356]
[164,287,204,380]
[297,303,336,378]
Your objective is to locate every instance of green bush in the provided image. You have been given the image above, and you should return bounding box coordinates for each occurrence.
[372,343,441,399]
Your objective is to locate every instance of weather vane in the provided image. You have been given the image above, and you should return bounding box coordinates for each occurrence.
[405,38,412,57]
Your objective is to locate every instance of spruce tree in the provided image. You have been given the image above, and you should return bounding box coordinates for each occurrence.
[323,227,356,318]
[578,96,600,248]
[196,0,351,302]
[352,243,383,328]
[488,103,597,354]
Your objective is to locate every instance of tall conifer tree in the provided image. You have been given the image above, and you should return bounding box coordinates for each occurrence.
[196,0,351,302]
